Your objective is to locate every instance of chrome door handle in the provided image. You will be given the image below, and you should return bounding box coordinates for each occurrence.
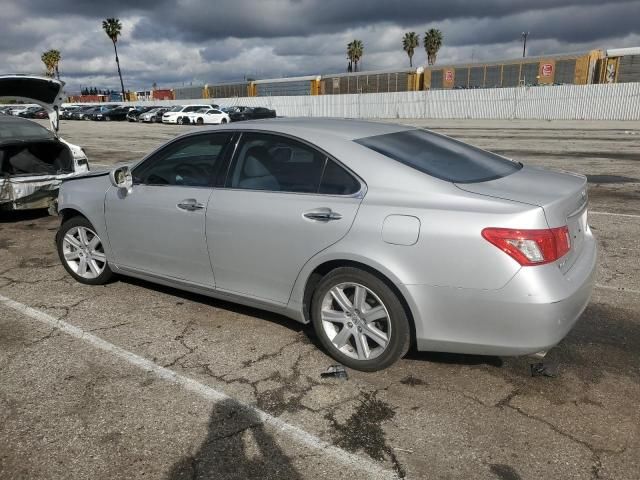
[304,209,342,221]
[177,199,205,211]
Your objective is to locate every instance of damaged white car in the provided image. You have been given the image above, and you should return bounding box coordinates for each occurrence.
[0,75,89,213]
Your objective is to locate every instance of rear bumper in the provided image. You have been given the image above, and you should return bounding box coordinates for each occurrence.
[403,233,597,356]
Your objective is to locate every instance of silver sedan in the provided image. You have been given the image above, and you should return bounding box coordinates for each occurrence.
[56,119,597,371]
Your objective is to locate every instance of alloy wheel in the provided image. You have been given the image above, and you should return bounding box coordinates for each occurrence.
[61,226,107,279]
[320,282,391,360]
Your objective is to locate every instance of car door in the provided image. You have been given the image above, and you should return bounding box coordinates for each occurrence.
[207,131,364,304]
[104,132,234,287]
[253,108,268,119]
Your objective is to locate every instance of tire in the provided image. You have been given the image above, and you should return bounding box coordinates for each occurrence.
[311,267,410,371]
[196,117,204,125]
[57,216,113,285]
[177,117,184,125]
[105,116,111,121]
[221,118,228,124]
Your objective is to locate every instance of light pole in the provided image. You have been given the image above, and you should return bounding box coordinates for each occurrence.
[521,32,529,58]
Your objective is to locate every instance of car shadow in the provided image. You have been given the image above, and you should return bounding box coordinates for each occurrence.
[404,349,504,368]
[117,276,324,349]
[0,208,50,223]
[166,399,302,480]
[118,276,505,370]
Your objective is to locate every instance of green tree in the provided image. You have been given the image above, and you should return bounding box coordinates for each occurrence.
[402,32,419,67]
[423,28,443,65]
[102,18,126,100]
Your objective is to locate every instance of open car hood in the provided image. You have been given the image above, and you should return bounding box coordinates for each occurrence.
[0,75,65,133]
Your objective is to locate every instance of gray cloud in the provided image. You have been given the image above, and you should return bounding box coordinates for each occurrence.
[0,0,638,92]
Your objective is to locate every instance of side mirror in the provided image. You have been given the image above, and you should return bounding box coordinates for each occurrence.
[109,166,133,193]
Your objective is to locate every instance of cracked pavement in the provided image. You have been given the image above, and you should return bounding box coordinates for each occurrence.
[1,119,639,479]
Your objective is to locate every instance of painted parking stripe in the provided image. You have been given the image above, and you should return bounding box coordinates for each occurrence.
[0,294,398,480]
[590,211,640,219]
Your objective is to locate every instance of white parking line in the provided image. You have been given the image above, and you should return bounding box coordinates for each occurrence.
[590,211,640,219]
[0,294,397,480]
[595,284,640,295]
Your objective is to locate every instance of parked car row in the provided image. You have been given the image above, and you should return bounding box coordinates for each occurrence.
[50,103,277,125]
[0,104,48,118]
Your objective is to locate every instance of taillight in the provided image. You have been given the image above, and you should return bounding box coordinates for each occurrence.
[482,227,571,266]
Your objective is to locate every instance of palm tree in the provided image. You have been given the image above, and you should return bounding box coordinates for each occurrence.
[41,50,55,78]
[423,28,443,65]
[102,18,126,100]
[349,39,364,72]
[347,41,355,72]
[49,50,61,79]
[402,32,419,67]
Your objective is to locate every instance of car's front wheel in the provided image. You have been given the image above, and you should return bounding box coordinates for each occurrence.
[57,216,113,285]
[311,267,410,371]
[196,117,204,125]
[221,118,228,124]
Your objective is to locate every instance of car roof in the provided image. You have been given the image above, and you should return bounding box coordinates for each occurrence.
[207,117,411,141]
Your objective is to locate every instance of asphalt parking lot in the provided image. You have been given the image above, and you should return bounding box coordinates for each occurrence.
[1,117,639,479]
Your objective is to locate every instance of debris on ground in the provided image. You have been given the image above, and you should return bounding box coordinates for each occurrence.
[530,361,560,377]
[321,364,348,380]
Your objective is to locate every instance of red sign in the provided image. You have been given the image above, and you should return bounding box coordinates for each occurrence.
[541,63,554,77]
[444,70,454,82]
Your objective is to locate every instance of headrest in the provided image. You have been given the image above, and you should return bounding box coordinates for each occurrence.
[244,146,271,177]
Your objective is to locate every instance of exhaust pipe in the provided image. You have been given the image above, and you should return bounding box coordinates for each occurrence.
[529,350,547,360]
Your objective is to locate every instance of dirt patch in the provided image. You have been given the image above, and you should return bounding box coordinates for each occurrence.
[586,175,640,184]
[400,375,428,386]
[490,464,522,480]
[326,391,405,477]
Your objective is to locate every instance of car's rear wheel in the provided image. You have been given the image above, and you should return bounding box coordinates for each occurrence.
[311,267,410,371]
[196,117,204,125]
[57,216,113,285]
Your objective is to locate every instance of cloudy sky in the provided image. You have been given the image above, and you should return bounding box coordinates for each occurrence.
[1,0,639,92]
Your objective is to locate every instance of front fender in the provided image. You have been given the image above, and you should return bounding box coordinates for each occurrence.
[58,174,112,258]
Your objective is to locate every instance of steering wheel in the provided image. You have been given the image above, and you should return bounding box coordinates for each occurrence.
[174,164,207,184]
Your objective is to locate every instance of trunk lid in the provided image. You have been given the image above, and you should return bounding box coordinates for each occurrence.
[0,75,65,132]
[457,165,589,273]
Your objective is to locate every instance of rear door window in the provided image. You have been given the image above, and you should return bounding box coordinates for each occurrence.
[227,133,326,193]
[319,160,360,195]
[355,129,521,183]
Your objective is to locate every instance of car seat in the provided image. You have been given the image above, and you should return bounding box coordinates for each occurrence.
[237,146,280,191]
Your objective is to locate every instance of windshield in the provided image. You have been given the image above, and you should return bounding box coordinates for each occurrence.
[168,106,183,112]
[355,129,522,183]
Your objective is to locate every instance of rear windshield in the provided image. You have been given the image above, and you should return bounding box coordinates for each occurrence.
[0,118,54,141]
[355,129,521,183]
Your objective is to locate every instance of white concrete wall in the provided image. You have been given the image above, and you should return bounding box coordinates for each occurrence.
[68,82,640,121]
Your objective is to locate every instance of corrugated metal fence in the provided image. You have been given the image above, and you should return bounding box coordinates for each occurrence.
[126,82,640,120]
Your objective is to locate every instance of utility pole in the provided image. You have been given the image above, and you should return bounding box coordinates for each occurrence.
[521,32,529,58]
